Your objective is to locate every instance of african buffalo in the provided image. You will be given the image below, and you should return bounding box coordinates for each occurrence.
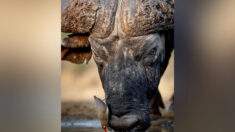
[61,0,174,131]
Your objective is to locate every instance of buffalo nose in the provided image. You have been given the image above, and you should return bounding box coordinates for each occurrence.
[109,114,139,130]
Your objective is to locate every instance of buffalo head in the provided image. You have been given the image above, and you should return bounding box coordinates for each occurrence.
[61,0,174,131]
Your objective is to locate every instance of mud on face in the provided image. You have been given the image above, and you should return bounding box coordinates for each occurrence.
[91,32,173,131]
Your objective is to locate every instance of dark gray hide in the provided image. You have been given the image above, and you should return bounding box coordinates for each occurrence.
[62,0,174,131]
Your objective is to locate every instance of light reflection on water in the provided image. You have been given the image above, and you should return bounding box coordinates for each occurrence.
[62,120,103,132]
[62,120,101,128]
[61,120,173,132]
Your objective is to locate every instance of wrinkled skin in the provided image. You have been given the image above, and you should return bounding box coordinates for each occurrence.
[90,31,173,131]
[62,0,174,131]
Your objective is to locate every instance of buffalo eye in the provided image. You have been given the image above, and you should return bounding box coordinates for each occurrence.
[142,47,157,66]
[93,52,106,71]
[148,47,157,56]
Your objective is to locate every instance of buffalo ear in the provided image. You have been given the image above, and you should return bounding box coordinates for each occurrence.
[94,96,108,129]
[61,34,92,64]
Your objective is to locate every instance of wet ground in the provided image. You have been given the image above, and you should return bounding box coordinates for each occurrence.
[61,119,173,132]
[62,102,174,132]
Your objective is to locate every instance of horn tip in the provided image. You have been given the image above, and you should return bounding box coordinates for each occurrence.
[94,96,98,100]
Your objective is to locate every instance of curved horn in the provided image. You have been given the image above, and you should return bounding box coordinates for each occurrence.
[61,33,92,64]
[94,96,109,129]
[120,0,174,36]
[61,0,99,34]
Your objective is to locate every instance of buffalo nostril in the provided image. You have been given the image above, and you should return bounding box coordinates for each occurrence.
[109,114,138,130]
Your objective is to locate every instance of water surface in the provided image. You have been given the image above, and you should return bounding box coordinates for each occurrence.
[62,120,173,132]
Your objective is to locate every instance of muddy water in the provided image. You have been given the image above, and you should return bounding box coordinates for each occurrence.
[61,120,173,132]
